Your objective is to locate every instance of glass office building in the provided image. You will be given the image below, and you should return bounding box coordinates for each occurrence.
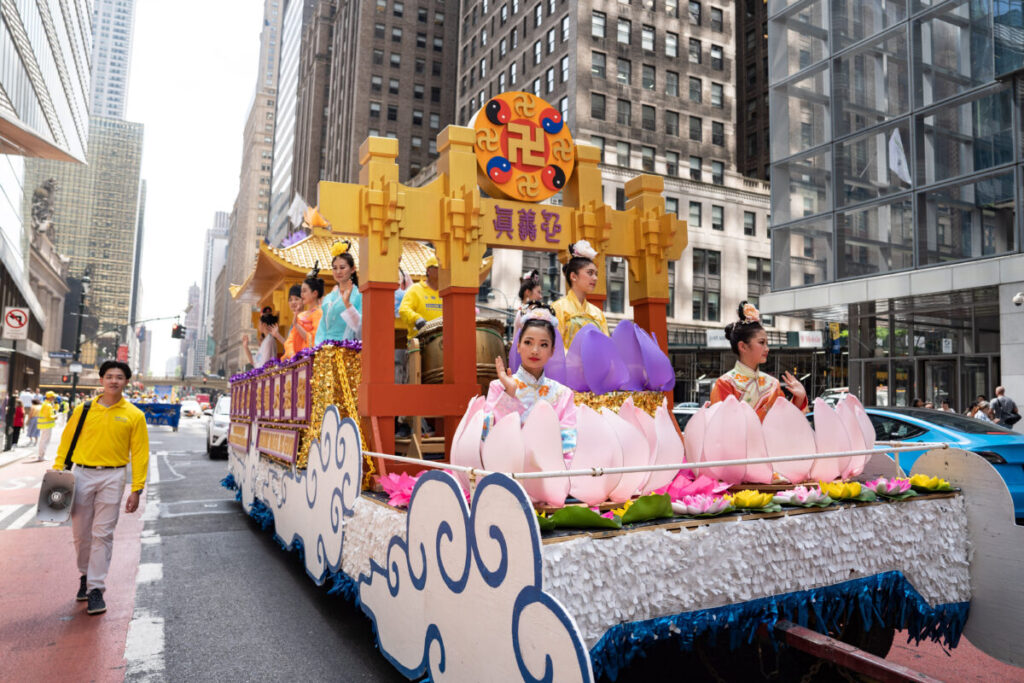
[762,0,1024,412]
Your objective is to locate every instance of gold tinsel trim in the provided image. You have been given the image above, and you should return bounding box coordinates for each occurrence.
[573,390,666,416]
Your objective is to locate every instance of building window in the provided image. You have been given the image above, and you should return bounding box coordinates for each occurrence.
[371,75,382,91]
[559,96,568,118]
[665,110,679,136]
[392,27,403,42]
[641,25,655,51]
[373,49,384,65]
[389,78,400,94]
[689,156,702,181]
[665,150,679,175]
[433,36,444,51]
[605,259,626,314]
[642,64,655,90]
[747,257,773,325]
[710,44,723,70]
[561,15,570,41]
[710,7,723,31]
[617,57,632,85]
[666,197,679,216]
[642,146,655,171]
[547,28,556,53]
[390,52,401,67]
[711,82,723,108]
[689,116,702,141]
[642,105,656,131]
[711,204,723,231]
[617,18,631,44]
[666,0,679,18]
[666,70,679,96]
[387,104,398,121]
[617,141,631,167]
[412,109,423,125]
[546,67,555,92]
[711,160,724,185]
[411,135,422,149]
[429,112,440,129]
[689,1,701,24]
[666,32,678,58]
[692,249,721,321]
[592,10,606,38]
[534,3,542,25]
[534,40,542,64]
[689,201,702,227]
[369,101,381,117]
[712,121,724,146]
[592,51,606,78]
[744,211,756,236]
[413,83,424,99]
[560,55,569,82]
[374,23,385,39]
[667,261,676,318]
[393,1,403,17]
[689,38,701,64]
[591,135,606,162]
[617,99,631,126]
[688,77,702,103]
[533,78,541,95]
[510,62,517,84]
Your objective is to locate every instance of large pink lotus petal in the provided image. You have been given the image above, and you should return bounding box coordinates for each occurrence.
[453,395,486,446]
[683,401,721,468]
[451,400,487,490]
[835,399,867,479]
[762,399,816,483]
[809,398,850,482]
[844,394,876,449]
[521,401,570,507]
[619,397,657,490]
[602,408,650,502]
[480,412,526,474]
[702,396,747,484]
[569,405,623,505]
[642,405,690,494]
[739,400,773,484]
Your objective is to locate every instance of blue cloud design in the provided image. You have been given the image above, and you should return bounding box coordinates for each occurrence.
[358,471,594,682]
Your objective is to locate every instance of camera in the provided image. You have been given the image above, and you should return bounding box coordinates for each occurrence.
[1015,292,1024,307]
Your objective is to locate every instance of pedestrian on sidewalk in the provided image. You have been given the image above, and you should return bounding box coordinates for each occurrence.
[991,386,1020,427]
[26,398,41,445]
[53,360,149,616]
[10,401,25,449]
[35,391,58,462]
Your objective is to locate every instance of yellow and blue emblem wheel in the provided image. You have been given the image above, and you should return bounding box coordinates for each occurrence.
[473,91,575,203]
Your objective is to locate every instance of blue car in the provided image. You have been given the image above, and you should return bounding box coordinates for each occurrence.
[811,407,1024,523]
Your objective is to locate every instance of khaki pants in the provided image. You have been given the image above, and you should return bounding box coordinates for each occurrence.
[71,467,126,592]
[37,428,52,461]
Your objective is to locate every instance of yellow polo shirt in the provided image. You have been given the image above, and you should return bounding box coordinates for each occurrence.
[398,280,442,338]
[54,398,150,492]
[38,401,57,429]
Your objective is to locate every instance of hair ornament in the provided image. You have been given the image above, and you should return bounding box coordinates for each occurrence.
[330,240,352,258]
[523,303,558,327]
[740,301,761,324]
[522,269,540,285]
[569,240,598,260]
[306,260,321,280]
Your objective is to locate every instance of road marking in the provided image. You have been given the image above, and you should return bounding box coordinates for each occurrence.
[0,476,42,490]
[124,608,165,680]
[0,504,26,527]
[7,505,37,530]
[149,454,160,486]
[136,562,162,584]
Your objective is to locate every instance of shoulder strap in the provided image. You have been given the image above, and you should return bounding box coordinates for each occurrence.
[64,400,93,470]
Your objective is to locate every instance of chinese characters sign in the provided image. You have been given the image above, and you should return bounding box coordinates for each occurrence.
[474,91,575,203]
[487,200,567,249]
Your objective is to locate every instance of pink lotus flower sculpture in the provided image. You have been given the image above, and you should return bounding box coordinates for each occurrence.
[378,472,422,508]
[670,493,733,516]
[864,477,914,498]
[772,485,832,507]
[654,472,730,501]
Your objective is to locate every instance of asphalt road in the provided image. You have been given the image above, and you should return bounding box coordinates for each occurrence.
[134,417,406,682]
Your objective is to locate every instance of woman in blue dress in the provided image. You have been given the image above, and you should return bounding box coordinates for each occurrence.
[315,240,363,344]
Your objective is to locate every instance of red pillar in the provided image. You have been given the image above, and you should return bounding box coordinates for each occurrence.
[441,286,480,455]
[358,281,398,457]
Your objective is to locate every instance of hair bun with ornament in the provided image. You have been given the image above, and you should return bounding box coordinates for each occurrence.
[523,302,558,326]
[306,260,321,280]
[568,240,598,261]
[739,301,761,324]
[330,240,351,258]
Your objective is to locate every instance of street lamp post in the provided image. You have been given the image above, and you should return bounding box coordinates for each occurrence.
[69,273,90,407]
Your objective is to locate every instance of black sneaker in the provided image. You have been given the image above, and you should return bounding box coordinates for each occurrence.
[76,575,88,601]
[86,588,106,615]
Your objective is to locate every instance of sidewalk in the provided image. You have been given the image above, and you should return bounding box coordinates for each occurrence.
[0,425,146,682]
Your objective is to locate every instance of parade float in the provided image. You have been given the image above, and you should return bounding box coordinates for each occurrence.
[224,92,1024,681]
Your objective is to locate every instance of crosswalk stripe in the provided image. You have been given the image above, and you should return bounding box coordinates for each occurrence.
[0,504,24,526]
[7,505,37,530]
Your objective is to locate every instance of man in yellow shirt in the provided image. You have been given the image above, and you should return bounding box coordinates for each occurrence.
[34,391,58,463]
[398,256,443,338]
[54,360,149,615]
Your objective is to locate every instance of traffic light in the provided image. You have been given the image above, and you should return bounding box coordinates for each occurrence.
[171,324,186,339]
[61,374,70,383]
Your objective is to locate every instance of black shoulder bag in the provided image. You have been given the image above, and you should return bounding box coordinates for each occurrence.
[62,400,94,470]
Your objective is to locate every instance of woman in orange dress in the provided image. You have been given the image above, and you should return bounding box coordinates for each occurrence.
[284,267,325,358]
[709,302,808,421]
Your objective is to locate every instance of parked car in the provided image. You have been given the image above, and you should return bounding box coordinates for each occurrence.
[672,402,700,432]
[819,387,849,406]
[809,405,1024,522]
[207,396,231,459]
[181,399,202,418]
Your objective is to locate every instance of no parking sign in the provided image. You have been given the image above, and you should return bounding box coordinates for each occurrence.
[2,307,29,340]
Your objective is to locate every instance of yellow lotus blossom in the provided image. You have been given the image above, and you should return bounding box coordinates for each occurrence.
[819,481,862,499]
[732,489,774,509]
[909,474,951,490]
[609,499,635,518]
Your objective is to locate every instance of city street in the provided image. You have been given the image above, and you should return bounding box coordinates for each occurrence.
[1,418,1022,682]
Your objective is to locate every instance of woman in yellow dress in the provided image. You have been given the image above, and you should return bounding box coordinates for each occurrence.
[551,240,609,349]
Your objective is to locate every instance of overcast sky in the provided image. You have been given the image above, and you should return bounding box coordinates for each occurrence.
[125,0,264,374]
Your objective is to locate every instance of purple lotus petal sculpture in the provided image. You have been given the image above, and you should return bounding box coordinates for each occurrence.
[611,322,647,391]
[631,322,675,391]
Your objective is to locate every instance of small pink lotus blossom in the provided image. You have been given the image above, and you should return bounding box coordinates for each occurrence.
[655,472,729,501]
[670,493,733,516]
[773,485,831,507]
[865,477,912,497]
[377,472,422,508]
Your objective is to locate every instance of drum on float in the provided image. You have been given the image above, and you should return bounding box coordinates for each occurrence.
[419,317,507,393]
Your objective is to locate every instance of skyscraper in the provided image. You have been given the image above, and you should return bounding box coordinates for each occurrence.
[735,0,769,180]
[90,0,138,120]
[200,212,230,373]
[130,179,147,325]
[292,0,336,210]
[182,283,201,377]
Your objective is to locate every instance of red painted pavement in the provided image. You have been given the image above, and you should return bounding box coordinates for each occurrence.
[0,457,145,683]
[888,632,1024,682]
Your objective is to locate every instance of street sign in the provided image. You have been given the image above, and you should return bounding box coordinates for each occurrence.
[117,345,129,362]
[1,307,29,340]
[69,362,83,374]
[48,350,73,359]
